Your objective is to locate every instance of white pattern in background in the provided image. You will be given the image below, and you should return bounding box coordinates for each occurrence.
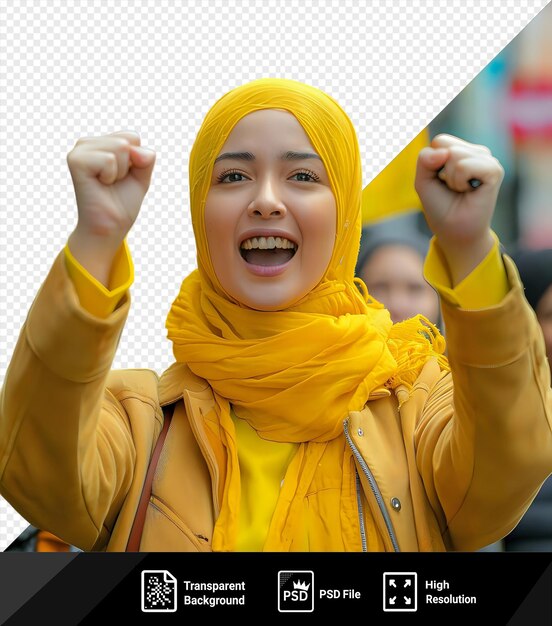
[0,0,549,550]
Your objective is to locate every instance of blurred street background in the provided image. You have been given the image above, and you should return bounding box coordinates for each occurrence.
[363,2,552,256]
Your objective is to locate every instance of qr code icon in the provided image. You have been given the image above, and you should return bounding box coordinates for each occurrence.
[141,570,178,612]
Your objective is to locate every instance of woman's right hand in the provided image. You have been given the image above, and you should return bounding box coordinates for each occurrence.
[66,131,156,286]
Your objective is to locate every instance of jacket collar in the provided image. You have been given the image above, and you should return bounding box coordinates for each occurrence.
[158,361,210,406]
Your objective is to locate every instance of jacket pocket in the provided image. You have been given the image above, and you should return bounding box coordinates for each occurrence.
[141,495,212,552]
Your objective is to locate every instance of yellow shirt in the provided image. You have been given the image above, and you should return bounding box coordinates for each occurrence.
[231,407,297,551]
[63,233,510,550]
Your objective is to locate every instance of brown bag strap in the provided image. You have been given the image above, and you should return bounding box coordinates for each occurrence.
[126,402,175,552]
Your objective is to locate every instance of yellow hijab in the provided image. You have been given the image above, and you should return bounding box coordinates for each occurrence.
[166,76,447,437]
[165,78,448,549]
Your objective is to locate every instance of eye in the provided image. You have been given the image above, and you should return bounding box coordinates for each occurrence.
[368,283,389,298]
[407,284,424,294]
[216,169,249,183]
[290,169,320,182]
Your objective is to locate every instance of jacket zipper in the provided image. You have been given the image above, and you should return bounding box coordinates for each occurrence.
[343,418,400,552]
[354,470,367,552]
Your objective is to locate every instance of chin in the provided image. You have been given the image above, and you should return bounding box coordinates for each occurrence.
[240,297,296,312]
[233,287,304,312]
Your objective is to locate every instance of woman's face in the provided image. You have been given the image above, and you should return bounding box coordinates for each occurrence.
[536,284,552,370]
[204,109,336,311]
[360,244,440,325]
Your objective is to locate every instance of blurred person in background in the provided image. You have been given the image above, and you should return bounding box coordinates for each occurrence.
[503,248,552,552]
[355,212,441,329]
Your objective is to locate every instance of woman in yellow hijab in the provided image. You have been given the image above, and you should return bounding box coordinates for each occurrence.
[1,78,551,553]
[167,80,449,437]
[165,78,449,550]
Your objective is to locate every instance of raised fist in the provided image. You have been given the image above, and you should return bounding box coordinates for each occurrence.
[67,130,156,242]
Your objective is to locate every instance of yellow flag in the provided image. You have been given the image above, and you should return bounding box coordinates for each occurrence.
[362,128,429,224]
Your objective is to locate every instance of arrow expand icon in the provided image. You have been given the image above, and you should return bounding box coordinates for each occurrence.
[383,572,417,612]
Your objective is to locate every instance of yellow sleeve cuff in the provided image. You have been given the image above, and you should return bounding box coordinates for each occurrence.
[64,239,134,318]
[424,231,510,309]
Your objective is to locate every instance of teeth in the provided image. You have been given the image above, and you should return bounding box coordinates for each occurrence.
[241,236,297,250]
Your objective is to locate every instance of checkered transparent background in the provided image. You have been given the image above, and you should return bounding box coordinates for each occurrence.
[1,0,549,549]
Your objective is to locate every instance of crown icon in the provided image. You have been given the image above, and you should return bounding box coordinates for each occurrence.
[293,580,310,592]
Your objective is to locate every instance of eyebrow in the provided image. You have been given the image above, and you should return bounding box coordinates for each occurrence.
[213,150,321,163]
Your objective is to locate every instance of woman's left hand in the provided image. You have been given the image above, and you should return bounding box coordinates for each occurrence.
[415,133,504,285]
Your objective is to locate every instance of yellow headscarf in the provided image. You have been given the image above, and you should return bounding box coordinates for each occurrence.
[165,77,448,445]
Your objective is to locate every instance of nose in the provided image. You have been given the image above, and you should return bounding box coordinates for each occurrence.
[386,292,411,324]
[247,176,287,218]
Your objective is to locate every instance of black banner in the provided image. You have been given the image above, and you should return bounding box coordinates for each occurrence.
[0,552,550,624]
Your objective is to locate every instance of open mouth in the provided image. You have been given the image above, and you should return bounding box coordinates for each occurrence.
[239,236,298,266]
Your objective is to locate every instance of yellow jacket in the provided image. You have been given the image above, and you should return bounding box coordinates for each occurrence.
[1,251,551,551]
